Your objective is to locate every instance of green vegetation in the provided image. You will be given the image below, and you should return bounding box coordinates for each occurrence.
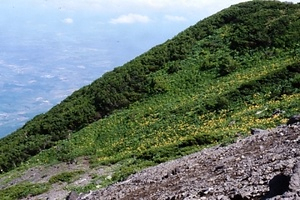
[0,0,300,197]
[0,182,49,200]
[48,170,84,184]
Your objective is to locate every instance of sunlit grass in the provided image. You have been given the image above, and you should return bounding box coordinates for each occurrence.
[26,53,299,177]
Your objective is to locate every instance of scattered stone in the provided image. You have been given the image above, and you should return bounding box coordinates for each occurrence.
[272,109,285,116]
[250,128,267,135]
[66,191,79,200]
[171,167,180,175]
[199,187,213,196]
[214,165,225,173]
[289,161,300,192]
[162,172,171,180]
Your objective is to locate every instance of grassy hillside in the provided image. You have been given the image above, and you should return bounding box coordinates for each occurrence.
[0,1,300,197]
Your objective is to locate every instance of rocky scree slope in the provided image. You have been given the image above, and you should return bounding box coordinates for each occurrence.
[79,118,300,200]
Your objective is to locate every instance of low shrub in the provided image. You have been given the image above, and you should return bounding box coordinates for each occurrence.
[0,182,49,200]
[48,170,84,184]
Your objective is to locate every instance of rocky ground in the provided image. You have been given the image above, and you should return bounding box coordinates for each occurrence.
[2,116,300,200]
[77,117,300,200]
[0,157,115,200]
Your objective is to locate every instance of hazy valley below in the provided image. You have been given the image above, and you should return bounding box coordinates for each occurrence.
[0,25,181,138]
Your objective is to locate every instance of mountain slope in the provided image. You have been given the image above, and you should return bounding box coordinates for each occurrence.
[0,1,298,173]
[0,1,300,199]
[78,123,300,200]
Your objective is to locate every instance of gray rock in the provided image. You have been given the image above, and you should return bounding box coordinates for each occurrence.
[250,128,268,135]
[289,161,300,192]
[272,109,285,116]
[66,191,79,200]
